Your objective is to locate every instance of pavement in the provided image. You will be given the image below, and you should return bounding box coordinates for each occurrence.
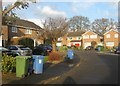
[2,51,80,84]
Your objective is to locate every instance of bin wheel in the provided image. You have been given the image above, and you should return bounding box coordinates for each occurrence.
[25,74,28,77]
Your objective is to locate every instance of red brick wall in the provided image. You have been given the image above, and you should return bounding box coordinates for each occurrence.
[104,30,120,48]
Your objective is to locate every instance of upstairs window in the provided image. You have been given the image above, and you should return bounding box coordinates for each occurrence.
[114,34,118,38]
[12,27,18,33]
[83,35,89,39]
[77,37,81,40]
[90,35,97,39]
[106,34,110,38]
[25,28,32,34]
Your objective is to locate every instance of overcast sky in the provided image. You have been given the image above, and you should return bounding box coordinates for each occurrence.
[2,0,119,27]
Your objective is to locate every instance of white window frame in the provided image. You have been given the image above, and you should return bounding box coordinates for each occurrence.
[12,27,17,33]
[106,34,110,38]
[114,34,118,38]
[25,28,32,34]
[90,35,97,39]
[83,35,89,39]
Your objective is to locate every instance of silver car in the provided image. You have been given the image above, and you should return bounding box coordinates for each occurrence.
[7,45,32,56]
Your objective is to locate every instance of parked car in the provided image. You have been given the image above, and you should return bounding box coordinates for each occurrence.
[114,47,120,54]
[33,44,52,55]
[85,46,94,50]
[0,46,15,57]
[7,45,32,56]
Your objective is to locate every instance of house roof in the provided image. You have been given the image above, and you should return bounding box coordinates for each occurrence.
[103,29,119,35]
[67,31,85,37]
[82,30,98,36]
[8,18,42,30]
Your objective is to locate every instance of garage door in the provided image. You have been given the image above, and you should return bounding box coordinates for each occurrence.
[84,42,91,49]
[106,42,114,47]
[57,43,61,46]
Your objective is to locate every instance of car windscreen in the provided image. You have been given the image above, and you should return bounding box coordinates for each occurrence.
[19,46,30,50]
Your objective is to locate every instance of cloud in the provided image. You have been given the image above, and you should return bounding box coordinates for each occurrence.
[71,2,96,14]
[96,8,118,19]
[35,6,67,18]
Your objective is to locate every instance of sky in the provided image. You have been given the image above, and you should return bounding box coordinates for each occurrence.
[2,0,119,27]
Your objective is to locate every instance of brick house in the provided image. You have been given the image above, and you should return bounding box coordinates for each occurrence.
[104,29,120,48]
[66,31,84,47]
[2,19,43,47]
[57,31,84,48]
[82,31,102,49]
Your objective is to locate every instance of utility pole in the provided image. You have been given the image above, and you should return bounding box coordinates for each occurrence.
[0,0,2,85]
[0,0,2,47]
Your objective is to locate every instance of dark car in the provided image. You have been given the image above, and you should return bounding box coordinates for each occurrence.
[114,47,120,54]
[0,47,15,57]
[33,44,52,55]
[7,45,32,56]
[85,46,94,50]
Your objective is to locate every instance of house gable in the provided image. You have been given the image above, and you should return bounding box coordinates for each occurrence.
[104,29,120,48]
[82,31,98,36]
[104,29,119,35]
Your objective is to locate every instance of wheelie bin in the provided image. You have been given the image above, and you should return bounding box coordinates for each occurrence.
[67,50,74,59]
[32,55,44,74]
[16,56,31,77]
[98,47,101,52]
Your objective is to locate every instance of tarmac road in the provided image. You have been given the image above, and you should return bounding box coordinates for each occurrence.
[47,50,118,84]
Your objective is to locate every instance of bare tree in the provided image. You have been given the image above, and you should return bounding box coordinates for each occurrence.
[92,18,118,36]
[2,0,36,24]
[2,0,36,16]
[68,16,90,32]
[42,17,68,52]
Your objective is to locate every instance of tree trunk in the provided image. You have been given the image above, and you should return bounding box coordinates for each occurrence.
[52,41,57,52]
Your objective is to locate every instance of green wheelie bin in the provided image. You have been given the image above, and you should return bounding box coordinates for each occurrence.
[16,56,31,77]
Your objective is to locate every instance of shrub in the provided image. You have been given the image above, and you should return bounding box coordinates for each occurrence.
[59,45,68,52]
[78,46,83,50]
[71,46,78,50]
[1,54,16,73]
[104,47,111,51]
[100,46,104,51]
[48,52,60,61]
